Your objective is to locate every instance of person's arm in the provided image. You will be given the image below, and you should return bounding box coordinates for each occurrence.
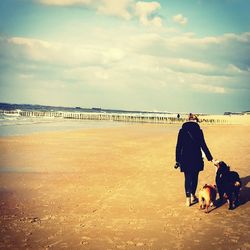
[199,130,213,161]
[176,129,183,164]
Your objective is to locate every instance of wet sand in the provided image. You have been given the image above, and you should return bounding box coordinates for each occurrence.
[0,123,250,249]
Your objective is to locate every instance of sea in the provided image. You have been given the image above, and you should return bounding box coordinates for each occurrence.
[0,103,180,137]
[0,103,126,136]
[0,114,125,137]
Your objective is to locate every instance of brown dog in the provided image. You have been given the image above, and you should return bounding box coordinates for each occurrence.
[199,184,217,213]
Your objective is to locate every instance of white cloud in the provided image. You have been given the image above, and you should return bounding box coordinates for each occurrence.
[1,26,249,98]
[102,48,126,63]
[227,64,243,74]
[5,36,126,66]
[130,31,250,73]
[97,0,132,20]
[150,16,162,27]
[173,32,250,46]
[135,1,162,26]
[192,83,226,94]
[173,14,188,25]
[37,0,162,26]
[167,58,215,73]
[9,37,53,49]
[19,74,34,79]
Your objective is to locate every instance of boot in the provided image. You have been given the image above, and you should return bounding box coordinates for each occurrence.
[191,194,198,204]
[186,197,191,207]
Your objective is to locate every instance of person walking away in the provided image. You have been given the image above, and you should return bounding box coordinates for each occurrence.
[175,113,214,206]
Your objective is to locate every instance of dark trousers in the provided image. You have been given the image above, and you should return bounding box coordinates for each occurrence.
[184,171,199,197]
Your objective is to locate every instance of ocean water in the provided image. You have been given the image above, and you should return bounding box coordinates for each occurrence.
[0,114,123,137]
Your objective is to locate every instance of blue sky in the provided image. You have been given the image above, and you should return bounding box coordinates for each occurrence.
[0,0,250,114]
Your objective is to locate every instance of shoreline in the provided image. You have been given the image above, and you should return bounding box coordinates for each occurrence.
[1,120,250,138]
[0,119,127,137]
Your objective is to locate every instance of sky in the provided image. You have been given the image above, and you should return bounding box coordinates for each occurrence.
[0,0,250,114]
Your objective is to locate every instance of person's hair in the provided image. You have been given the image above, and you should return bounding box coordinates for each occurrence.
[188,113,199,122]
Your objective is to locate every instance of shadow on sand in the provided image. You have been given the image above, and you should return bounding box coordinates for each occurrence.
[239,175,250,205]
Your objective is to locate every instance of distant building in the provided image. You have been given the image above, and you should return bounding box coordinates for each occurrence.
[224,111,249,115]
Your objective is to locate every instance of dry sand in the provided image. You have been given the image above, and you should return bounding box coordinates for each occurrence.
[0,123,249,249]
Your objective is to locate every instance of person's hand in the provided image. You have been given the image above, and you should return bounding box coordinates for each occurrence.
[212,159,219,166]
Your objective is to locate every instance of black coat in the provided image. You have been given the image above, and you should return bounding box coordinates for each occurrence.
[176,121,213,173]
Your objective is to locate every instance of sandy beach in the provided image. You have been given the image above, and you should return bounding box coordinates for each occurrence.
[0,123,250,249]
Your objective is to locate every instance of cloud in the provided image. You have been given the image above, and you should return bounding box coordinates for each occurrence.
[19,74,34,79]
[192,83,226,94]
[170,32,250,46]
[9,37,52,48]
[165,58,215,74]
[134,1,162,26]
[1,26,250,103]
[173,14,188,25]
[130,31,250,72]
[3,30,250,75]
[2,36,126,67]
[97,0,133,20]
[37,0,162,26]
[227,64,244,74]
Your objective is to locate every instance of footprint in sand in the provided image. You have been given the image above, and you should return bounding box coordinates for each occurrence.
[116,245,126,249]
[125,241,145,247]
[80,241,89,245]
[126,241,134,245]
[136,242,145,247]
[80,236,91,246]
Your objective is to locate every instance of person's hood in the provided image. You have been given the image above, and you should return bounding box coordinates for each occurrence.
[182,121,201,131]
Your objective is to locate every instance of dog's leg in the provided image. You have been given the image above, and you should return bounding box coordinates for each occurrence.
[234,190,240,207]
[199,201,202,210]
[228,200,233,210]
[199,193,203,209]
[199,201,205,210]
[227,194,234,210]
[217,191,224,205]
[205,205,209,213]
[219,191,224,201]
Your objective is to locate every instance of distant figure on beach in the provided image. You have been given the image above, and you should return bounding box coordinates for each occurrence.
[177,113,180,119]
[175,113,214,207]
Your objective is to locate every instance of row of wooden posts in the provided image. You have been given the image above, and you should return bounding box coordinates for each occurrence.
[15,110,229,124]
